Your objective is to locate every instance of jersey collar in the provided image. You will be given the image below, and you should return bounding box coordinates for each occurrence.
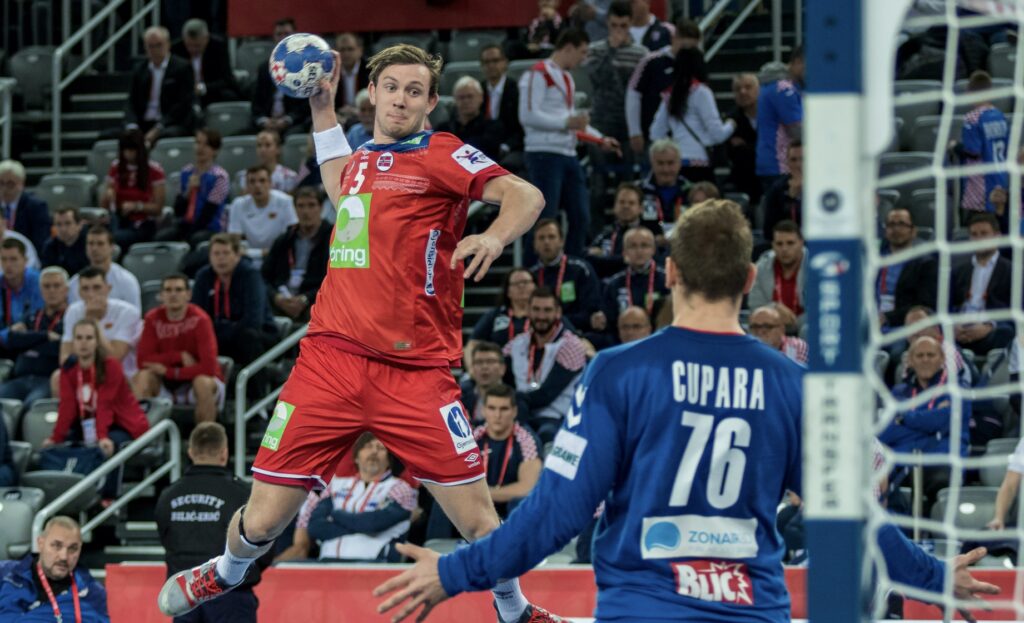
[363,131,432,153]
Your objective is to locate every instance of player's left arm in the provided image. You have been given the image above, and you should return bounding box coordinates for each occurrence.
[454,174,544,282]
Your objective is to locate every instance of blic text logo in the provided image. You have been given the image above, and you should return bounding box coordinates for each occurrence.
[673,560,754,605]
[810,251,849,365]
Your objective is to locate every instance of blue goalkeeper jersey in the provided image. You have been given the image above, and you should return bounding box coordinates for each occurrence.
[439,326,947,622]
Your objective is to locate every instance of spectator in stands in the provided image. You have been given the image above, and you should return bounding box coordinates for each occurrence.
[227,166,298,267]
[726,72,762,205]
[880,335,970,514]
[582,0,649,166]
[0,516,110,621]
[748,220,806,327]
[626,18,701,154]
[988,435,1024,530]
[649,48,735,184]
[166,127,231,244]
[0,415,13,485]
[262,187,331,321]
[304,432,418,562]
[235,129,299,194]
[47,318,149,457]
[617,305,651,344]
[192,234,278,369]
[333,33,370,120]
[460,341,509,424]
[519,29,620,258]
[156,423,263,622]
[629,0,673,50]
[686,180,720,205]
[60,267,142,388]
[504,286,588,443]
[0,159,52,251]
[567,0,614,41]
[133,274,222,424]
[345,90,374,149]
[588,183,661,278]
[526,0,567,56]
[252,18,310,136]
[530,219,602,332]
[478,44,524,165]
[638,139,688,229]
[953,70,1011,230]
[467,268,535,366]
[427,384,542,539]
[171,18,239,108]
[878,208,938,332]
[68,226,142,310]
[597,226,668,332]
[125,25,196,146]
[756,45,804,190]
[749,304,808,365]
[761,141,803,237]
[951,212,1013,356]
[0,239,43,354]
[0,267,68,406]
[102,129,167,248]
[896,306,974,387]
[437,77,504,162]
[42,207,89,276]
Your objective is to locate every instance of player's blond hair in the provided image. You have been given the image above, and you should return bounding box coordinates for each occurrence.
[670,199,752,303]
[367,44,443,97]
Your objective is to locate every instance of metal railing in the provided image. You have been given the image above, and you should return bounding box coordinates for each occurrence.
[705,0,764,62]
[0,78,15,159]
[234,325,308,478]
[51,0,160,168]
[31,418,181,547]
[697,0,793,63]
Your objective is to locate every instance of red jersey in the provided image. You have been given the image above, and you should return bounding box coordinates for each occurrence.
[137,304,222,381]
[308,131,508,367]
[54,357,150,442]
[106,159,166,222]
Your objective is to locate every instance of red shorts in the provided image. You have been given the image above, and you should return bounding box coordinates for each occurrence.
[252,337,484,491]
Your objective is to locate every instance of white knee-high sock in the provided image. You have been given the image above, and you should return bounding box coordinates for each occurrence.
[492,577,529,622]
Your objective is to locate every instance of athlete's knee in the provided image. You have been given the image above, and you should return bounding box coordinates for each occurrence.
[238,482,308,542]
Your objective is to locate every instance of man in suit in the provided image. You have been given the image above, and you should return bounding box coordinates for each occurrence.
[0,159,52,252]
[951,212,1013,356]
[125,25,196,146]
[251,17,310,136]
[171,18,239,109]
[478,44,524,168]
[333,32,370,122]
[437,77,503,162]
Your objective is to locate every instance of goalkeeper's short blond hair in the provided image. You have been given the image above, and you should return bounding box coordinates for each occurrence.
[367,44,443,98]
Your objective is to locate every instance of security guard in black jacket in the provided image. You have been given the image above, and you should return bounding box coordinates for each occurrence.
[155,422,267,622]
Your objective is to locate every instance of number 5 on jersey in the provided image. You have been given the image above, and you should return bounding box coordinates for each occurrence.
[349,160,369,194]
[670,412,751,509]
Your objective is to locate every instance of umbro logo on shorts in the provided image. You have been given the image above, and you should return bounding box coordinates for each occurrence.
[464,453,481,469]
[439,401,477,456]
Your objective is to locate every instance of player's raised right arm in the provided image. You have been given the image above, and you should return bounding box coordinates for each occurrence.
[309,51,350,210]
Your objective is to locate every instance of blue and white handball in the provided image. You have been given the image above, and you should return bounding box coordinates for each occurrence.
[269,33,335,98]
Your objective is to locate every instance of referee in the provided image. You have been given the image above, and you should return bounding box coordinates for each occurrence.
[155,423,266,622]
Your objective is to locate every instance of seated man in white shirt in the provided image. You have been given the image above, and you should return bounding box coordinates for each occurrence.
[226,166,297,268]
[54,266,142,394]
[68,226,142,310]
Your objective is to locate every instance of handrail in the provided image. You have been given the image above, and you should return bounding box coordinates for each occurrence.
[699,0,788,63]
[51,0,160,168]
[705,0,763,61]
[0,78,15,159]
[697,0,734,35]
[31,418,181,547]
[234,325,308,477]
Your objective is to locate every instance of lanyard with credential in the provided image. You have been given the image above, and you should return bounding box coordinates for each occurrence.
[507,311,529,342]
[626,260,657,315]
[37,562,81,623]
[213,279,230,320]
[911,369,949,410]
[483,434,515,486]
[34,308,63,332]
[76,367,97,417]
[538,255,567,298]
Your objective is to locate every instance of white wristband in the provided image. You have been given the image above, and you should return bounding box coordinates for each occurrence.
[313,125,352,166]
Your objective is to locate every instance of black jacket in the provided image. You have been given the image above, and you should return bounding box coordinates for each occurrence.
[529,254,602,331]
[436,114,504,162]
[725,107,761,204]
[951,253,1012,312]
[8,193,52,252]
[252,65,311,130]
[41,229,89,277]
[192,259,276,337]
[261,221,332,306]
[333,59,371,109]
[125,55,196,132]
[478,77,524,152]
[9,308,64,378]
[883,253,939,328]
[171,35,239,107]
[155,464,268,588]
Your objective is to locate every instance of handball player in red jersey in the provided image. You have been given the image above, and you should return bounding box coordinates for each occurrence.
[158,43,559,622]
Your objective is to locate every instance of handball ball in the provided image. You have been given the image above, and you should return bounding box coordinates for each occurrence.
[269,33,335,98]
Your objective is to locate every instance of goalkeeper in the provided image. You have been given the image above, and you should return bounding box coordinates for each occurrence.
[375,199,1000,623]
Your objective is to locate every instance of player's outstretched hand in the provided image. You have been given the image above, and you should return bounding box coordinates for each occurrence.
[374,543,449,623]
[951,546,1000,623]
[309,50,342,113]
[454,233,504,282]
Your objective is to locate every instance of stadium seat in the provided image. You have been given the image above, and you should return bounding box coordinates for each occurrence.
[909,115,964,153]
[19,398,59,450]
[235,39,276,78]
[447,30,505,63]
[87,139,120,180]
[724,192,751,216]
[9,46,57,109]
[9,442,31,478]
[983,347,1010,386]
[122,242,190,284]
[872,350,889,379]
[989,42,1015,80]
[877,189,900,217]
[165,170,182,208]
[372,32,436,55]
[219,135,259,176]
[20,471,100,515]
[140,280,161,313]
[282,133,308,173]
[77,207,109,224]
[150,137,196,178]
[893,80,942,148]
[954,77,1015,113]
[0,486,45,512]
[0,398,21,437]
[878,152,934,208]
[127,397,172,468]
[0,499,34,559]
[980,438,1019,487]
[909,188,936,230]
[439,61,484,97]
[33,174,98,212]
[507,59,537,82]
[207,101,253,137]
[218,356,236,385]
[931,486,998,531]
